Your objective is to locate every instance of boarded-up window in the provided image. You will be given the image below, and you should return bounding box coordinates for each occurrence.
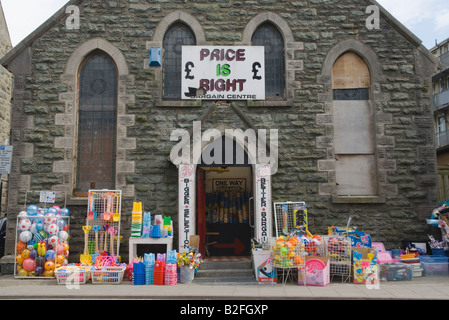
[332,52,377,196]
[76,51,118,195]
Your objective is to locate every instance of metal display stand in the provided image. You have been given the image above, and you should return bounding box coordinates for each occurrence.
[273,201,309,237]
[324,235,352,283]
[14,191,70,279]
[85,190,122,263]
[269,237,306,285]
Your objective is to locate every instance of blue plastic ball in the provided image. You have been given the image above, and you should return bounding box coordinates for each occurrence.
[26,204,39,216]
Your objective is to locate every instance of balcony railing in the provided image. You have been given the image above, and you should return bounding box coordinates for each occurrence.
[436,130,449,149]
[434,90,449,109]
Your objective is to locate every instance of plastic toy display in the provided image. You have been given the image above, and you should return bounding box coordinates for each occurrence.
[15,204,70,278]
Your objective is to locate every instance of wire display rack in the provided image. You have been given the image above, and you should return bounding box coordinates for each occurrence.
[269,237,306,285]
[324,235,352,283]
[14,190,70,279]
[273,201,309,237]
[84,190,122,264]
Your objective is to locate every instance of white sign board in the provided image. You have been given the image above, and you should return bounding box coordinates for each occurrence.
[254,164,272,245]
[178,164,196,253]
[0,145,13,174]
[182,46,265,100]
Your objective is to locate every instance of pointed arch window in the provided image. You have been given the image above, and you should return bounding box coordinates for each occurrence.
[251,23,285,99]
[76,50,118,194]
[332,52,377,196]
[163,22,196,100]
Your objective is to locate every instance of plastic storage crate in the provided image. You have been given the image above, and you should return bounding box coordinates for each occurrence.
[55,267,90,285]
[379,263,413,281]
[420,256,449,276]
[91,266,126,284]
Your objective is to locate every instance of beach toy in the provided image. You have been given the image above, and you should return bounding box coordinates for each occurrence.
[48,235,59,247]
[44,213,56,225]
[16,241,26,254]
[103,224,109,253]
[81,225,92,265]
[35,256,45,268]
[59,207,70,217]
[108,226,117,256]
[26,205,39,216]
[47,224,59,236]
[23,258,35,272]
[18,219,31,231]
[113,193,120,222]
[37,241,46,256]
[44,260,55,271]
[45,249,56,261]
[282,204,288,235]
[58,230,69,242]
[151,224,161,238]
[35,266,43,276]
[92,225,100,263]
[47,207,58,215]
[19,231,32,243]
[88,192,96,220]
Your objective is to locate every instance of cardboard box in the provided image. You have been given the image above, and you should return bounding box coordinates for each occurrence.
[298,256,330,286]
[252,249,276,284]
[189,235,199,250]
[352,247,378,284]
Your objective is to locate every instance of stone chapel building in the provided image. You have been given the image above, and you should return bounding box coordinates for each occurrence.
[0,0,440,261]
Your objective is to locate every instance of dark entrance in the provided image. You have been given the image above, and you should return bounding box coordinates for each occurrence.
[196,136,254,257]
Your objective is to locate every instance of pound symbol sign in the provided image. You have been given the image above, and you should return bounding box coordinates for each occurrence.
[185,61,194,79]
[252,62,262,80]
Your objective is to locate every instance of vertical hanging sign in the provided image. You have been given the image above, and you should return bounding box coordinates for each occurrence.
[255,164,272,245]
[178,164,196,253]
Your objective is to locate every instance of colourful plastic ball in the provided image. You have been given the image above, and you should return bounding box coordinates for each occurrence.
[18,219,31,231]
[26,205,39,216]
[22,258,36,272]
[21,249,30,259]
[16,254,24,265]
[44,260,55,271]
[34,266,43,276]
[19,230,33,243]
[59,208,70,217]
[18,269,29,277]
[45,249,56,261]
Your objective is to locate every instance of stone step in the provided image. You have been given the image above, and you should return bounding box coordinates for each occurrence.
[195,258,256,284]
[199,259,252,270]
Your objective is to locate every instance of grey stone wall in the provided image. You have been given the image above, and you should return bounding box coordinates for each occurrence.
[1,0,439,260]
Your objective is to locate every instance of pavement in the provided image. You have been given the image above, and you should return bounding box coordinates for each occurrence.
[1,273,449,301]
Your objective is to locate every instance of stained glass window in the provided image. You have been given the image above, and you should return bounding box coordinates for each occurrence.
[76,50,117,194]
[252,23,285,98]
[163,22,196,100]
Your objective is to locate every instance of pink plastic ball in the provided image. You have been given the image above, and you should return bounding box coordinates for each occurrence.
[22,258,36,272]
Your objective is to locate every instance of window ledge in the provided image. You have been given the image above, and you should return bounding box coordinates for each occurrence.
[246,99,293,107]
[156,100,203,107]
[332,195,386,204]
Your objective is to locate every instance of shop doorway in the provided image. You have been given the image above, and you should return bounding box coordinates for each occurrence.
[196,137,254,257]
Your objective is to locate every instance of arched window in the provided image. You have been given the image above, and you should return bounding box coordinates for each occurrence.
[163,22,196,100]
[332,52,377,196]
[332,51,370,100]
[76,50,118,194]
[252,23,285,98]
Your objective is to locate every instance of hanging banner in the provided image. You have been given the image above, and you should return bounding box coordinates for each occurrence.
[181,46,265,100]
[254,164,272,245]
[178,164,196,253]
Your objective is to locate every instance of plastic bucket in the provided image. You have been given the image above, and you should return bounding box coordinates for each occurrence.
[179,267,195,284]
[151,224,161,238]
